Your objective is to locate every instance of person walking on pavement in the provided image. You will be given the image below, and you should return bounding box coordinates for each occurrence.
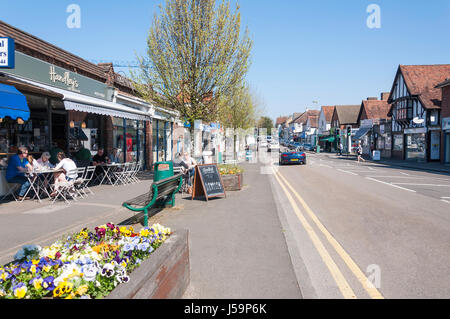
[338,141,343,156]
[357,142,365,163]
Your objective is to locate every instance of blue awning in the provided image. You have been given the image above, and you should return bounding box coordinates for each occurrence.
[0,83,30,121]
[354,127,371,140]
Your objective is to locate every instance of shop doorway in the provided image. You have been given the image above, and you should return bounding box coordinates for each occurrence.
[445,133,450,164]
[51,111,68,151]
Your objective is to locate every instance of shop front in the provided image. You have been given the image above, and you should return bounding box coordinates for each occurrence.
[404,128,427,162]
[442,117,450,164]
[152,108,177,165]
[1,50,151,164]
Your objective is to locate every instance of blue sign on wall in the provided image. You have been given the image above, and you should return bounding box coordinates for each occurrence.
[0,37,15,69]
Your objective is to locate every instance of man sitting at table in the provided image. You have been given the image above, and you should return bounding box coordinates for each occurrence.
[6,146,33,200]
[92,148,110,166]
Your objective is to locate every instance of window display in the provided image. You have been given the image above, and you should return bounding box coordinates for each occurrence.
[406,133,426,160]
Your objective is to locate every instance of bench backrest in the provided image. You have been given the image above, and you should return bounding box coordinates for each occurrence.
[153,173,183,199]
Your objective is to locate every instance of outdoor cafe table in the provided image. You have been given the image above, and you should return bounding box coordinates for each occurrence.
[96,163,123,185]
[22,168,63,203]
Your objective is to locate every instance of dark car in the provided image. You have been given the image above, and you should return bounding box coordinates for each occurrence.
[279,150,307,165]
[288,142,302,150]
[303,143,316,151]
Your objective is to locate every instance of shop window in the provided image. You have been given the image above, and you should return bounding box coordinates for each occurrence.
[428,110,439,126]
[112,117,125,163]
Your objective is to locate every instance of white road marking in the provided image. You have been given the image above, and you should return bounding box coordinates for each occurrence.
[365,177,416,193]
[400,172,410,176]
[392,183,450,187]
[441,199,450,204]
[337,169,358,176]
[319,164,333,168]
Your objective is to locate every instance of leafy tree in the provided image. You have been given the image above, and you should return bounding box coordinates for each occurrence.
[218,82,258,159]
[132,0,253,130]
[257,116,275,135]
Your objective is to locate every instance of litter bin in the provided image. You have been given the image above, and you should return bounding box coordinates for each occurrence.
[153,161,174,182]
[316,145,320,153]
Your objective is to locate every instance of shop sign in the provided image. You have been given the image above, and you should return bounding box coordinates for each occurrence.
[404,127,427,134]
[360,119,373,128]
[0,37,15,69]
[2,51,113,101]
[443,117,450,131]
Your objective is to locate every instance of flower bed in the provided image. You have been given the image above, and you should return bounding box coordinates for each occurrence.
[218,164,244,176]
[218,164,244,191]
[0,223,173,299]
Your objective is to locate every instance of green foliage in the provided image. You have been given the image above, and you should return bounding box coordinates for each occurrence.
[131,0,253,126]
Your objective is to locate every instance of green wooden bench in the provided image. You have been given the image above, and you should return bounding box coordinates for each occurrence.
[123,174,183,226]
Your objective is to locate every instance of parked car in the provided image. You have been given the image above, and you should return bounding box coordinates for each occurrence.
[288,142,302,150]
[279,150,307,165]
[268,141,280,152]
[303,143,316,151]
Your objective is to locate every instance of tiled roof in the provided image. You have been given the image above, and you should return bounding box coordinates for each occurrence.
[321,106,335,122]
[334,105,361,124]
[399,64,450,109]
[361,99,391,120]
[307,115,319,128]
[436,78,450,89]
[293,110,319,124]
[276,116,288,125]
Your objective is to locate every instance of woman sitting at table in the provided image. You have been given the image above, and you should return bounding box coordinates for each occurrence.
[50,152,78,197]
[27,155,37,171]
[36,152,55,169]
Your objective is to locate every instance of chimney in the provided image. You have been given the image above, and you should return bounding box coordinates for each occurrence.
[367,97,378,101]
[381,92,390,101]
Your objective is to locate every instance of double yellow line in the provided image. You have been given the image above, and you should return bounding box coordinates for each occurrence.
[273,168,384,299]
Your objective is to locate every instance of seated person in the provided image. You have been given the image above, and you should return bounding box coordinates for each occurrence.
[109,148,121,164]
[51,152,78,197]
[36,152,55,169]
[6,147,33,200]
[92,148,110,166]
[182,151,197,177]
[173,152,189,173]
[27,155,37,171]
[49,145,64,166]
[74,146,92,167]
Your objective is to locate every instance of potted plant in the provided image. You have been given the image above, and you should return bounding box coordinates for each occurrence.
[218,164,244,191]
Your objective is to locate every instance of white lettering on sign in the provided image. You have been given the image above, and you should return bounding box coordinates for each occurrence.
[0,38,8,67]
[49,65,80,91]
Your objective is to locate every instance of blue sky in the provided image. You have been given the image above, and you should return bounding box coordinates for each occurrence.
[1,0,449,121]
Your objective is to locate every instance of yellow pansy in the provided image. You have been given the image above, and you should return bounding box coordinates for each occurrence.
[13,284,27,299]
[76,285,89,296]
[53,281,73,298]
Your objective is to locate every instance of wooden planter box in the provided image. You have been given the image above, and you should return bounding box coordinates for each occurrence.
[106,229,190,299]
[220,173,243,191]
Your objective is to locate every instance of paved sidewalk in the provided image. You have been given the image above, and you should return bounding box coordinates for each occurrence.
[150,162,302,299]
[0,163,302,299]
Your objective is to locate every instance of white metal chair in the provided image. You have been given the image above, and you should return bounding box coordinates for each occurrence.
[112,163,127,186]
[73,167,87,198]
[130,162,142,183]
[79,166,96,196]
[124,162,137,184]
[50,169,80,204]
[1,182,20,202]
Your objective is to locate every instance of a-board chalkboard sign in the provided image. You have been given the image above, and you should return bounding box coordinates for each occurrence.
[192,164,226,201]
